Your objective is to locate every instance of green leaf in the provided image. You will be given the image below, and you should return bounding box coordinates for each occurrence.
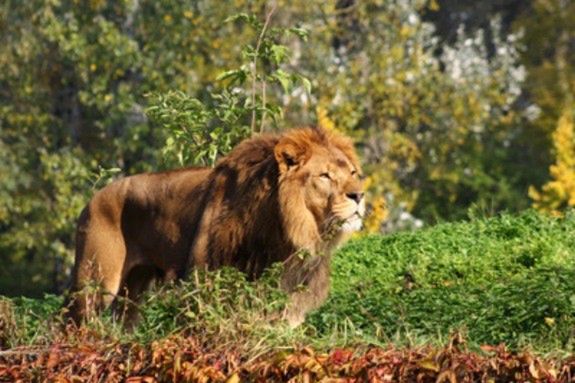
[216,68,248,85]
[269,44,289,65]
[272,69,292,93]
[300,76,312,94]
[287,26,309,41]
[224,13,250,24]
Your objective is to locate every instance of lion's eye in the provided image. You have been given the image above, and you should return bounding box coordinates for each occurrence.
[352,170,364,180]
[320,172,331,180]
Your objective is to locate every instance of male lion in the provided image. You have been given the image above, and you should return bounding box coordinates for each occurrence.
[66,127,364,327]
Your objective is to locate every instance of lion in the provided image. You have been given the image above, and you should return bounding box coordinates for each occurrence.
[65,127,365,327]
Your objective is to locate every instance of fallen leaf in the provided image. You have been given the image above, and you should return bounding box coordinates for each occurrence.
[226,372,240,383]
[418,357,439,372]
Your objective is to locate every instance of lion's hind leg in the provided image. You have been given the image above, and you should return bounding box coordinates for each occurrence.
[65,208,127,326]
[112,264,160,328]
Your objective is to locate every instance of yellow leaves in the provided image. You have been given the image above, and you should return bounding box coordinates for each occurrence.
[417,356,440,372]
[390,45,405,62]
[316,105,336,132]
[364,195,388,233]
[552,110,575,167]
[361,128,422,232]
[399,25,413,39]
[530,107,575,215]
[125,377,157,383]
[387,131,421,168]
[279,348,329,380]
[428,0,440,12]
[89,0,105,11]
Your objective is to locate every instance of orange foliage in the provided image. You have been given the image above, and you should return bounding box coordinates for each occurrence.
[1,333,573,382]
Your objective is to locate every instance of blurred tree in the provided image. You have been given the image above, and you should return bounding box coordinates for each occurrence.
[423,0,527,49]
[515,0,575,136]
[529,107,575,214]
[0,0,259,295]
[425,0,575,217]
[0,0,570,295]
[304,1,532,228]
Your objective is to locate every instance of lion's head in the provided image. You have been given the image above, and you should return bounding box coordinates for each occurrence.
[273,128,365,253]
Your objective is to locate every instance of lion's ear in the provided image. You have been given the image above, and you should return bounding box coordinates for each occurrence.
[274,139,304,173]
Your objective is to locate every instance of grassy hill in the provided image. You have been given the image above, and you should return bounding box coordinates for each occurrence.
[314,210,575,351]
[1,211,575,380]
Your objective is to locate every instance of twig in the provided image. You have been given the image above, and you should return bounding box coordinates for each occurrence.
[0,346,55,356]
[250,2,277,135]
[260,80,267,133]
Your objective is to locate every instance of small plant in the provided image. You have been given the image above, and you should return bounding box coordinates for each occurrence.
[147,8,311,167]
[0,298,16,349]
[2,295,63,347]
[134,265,306,355]
[90,165,122,190]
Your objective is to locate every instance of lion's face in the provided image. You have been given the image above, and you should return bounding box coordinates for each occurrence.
[300,147,365,234]
[274,129,364,249]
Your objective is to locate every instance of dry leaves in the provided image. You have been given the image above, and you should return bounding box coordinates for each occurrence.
[1,334,573,382]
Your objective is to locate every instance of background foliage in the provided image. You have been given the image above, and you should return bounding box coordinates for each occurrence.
[0,0,574,296]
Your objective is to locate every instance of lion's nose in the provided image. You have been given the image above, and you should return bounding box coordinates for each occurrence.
[346,192,364,204]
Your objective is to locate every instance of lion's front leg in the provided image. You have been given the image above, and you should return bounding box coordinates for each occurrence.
[281,253,331,327]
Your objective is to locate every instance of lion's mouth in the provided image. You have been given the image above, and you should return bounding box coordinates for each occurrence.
[328,199,365,234]
[340,211,363,232]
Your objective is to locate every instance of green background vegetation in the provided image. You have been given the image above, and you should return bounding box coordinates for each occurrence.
[1,0,574,296]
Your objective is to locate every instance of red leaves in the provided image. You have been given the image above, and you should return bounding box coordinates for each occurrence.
[0,337,573,382]
[330,348,353,366]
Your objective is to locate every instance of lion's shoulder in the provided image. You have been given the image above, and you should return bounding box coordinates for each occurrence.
[215,134,279,168]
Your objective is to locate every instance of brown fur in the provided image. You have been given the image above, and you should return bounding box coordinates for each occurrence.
[65,127,364,327]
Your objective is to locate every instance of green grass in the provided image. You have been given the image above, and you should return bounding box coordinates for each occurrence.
[2,210,575,354]
[311,210,575,352]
